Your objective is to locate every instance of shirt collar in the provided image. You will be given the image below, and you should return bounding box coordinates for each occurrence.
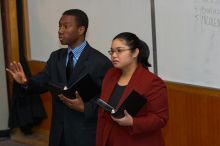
[68,41,87,60]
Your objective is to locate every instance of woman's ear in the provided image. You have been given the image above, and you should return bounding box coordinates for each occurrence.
[132,48,139,58]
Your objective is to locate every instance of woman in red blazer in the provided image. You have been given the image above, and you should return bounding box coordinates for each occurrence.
[96,32,168,146]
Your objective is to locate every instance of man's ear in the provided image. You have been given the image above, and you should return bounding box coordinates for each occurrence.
[78,26,86,35]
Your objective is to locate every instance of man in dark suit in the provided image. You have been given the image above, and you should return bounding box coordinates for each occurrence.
[6,9,111,146]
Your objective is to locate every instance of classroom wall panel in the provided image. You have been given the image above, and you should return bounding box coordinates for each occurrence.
[163,82,220,146]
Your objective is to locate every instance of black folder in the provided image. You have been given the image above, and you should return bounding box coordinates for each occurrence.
[96,90,147,118]
[47,73,100,102]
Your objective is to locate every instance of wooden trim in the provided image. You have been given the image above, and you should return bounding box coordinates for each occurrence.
[166,81,220,96]
[3,0,19,63]
[22,0,31,60]
[163,81,220,146]
[1,0,19,63]
[1,0,19,98]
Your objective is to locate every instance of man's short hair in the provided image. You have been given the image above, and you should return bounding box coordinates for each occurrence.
[63,9,89,35]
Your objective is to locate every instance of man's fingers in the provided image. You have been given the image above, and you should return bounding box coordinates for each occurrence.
[8,61,20,73]
[13,61,19,72]
[17,62,24,73]
[9,62,16,73]
[58,94,66,100]
[6,68,14,76]
[61,100,72,108]
[59,94,75,103]
[63,100,71,105]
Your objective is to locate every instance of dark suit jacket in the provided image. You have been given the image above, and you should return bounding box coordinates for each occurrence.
[26,43,111,146]
[96,64,168,146]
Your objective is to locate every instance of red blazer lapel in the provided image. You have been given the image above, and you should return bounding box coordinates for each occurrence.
[101,65,146,109]
[102,69,121,102]
[100,69,121,146]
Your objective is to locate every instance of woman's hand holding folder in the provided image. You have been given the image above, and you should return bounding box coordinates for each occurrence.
[111,110,133,126]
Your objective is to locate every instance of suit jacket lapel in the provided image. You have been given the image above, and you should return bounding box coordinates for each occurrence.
[57,48,68,84]
[68,44,90,84]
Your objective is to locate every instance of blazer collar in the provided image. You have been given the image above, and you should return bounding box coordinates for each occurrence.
[104,64,144,109]
[102,69,121,102]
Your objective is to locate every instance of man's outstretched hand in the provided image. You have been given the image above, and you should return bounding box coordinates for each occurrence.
[6,61,27,85]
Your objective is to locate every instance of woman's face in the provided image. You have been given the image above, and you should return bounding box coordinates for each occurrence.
[110,38,139,70]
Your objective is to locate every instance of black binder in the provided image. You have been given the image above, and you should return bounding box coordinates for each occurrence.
[96,90,147,118]
[47,73,100,102]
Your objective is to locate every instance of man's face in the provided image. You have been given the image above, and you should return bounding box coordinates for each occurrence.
[58,15,83,47]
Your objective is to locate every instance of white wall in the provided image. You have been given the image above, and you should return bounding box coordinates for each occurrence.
[0,2,9,131]
[27,0,153,71]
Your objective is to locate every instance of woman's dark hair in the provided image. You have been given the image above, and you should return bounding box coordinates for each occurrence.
[113,32,151,68]
[63,9,89,35]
